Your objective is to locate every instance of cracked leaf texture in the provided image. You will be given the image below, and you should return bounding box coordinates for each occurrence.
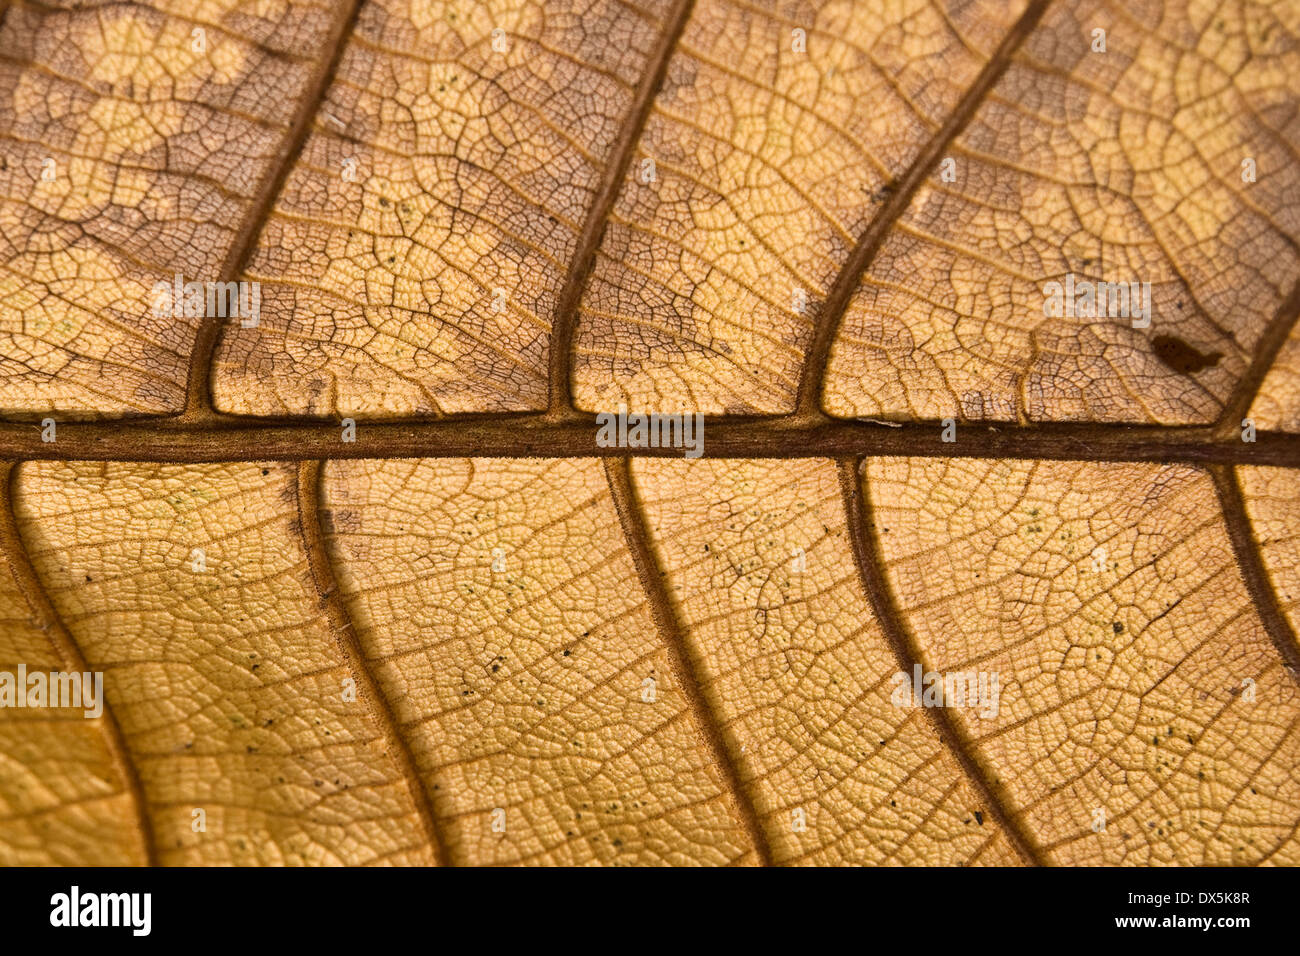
[0,0,1299,866]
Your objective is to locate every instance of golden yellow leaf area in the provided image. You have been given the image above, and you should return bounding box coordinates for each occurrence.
[0,0,335,417]
[213,0,677,416]
[572,0,1030,414]
[1240,466,1300,637]
[867,459,1300,865]
[12,462,435,865]
[0,517,142,866]
[0,0,1297,869]
[1253,324,1300,431]
[322,459,752,865]
[825,0,1300,425]
[632,458,1020,864]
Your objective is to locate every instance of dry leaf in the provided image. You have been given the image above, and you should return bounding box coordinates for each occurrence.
[0,0,1297,867]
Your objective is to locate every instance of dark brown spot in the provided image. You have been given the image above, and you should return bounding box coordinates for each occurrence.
[1152,335,1222,375]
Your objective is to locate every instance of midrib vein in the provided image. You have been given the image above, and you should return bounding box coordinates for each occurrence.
[1,417,1296,467]
[603,459,775,865]
[547,0,698,417]
[837,459,1047,866]
[295,460,452,866]
[794,0,1054,417]
[181,0,369,421]
[0,462,158,866]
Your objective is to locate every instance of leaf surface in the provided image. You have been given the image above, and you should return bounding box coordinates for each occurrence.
[0,0,1298,867]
